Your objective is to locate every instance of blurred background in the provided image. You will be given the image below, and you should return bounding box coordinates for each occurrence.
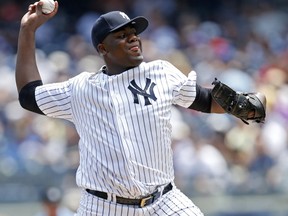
[1,0,288,215]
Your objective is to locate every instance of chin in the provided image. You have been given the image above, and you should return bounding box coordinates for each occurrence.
[131,55,144,64]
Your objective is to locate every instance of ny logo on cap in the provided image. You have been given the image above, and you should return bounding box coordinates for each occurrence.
[119,12,130,20]
[128,78,157,106]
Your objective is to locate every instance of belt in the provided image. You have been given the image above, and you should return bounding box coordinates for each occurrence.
[86,183,173,208]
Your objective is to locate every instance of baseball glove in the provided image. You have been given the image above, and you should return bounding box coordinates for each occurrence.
[211,78,266,124]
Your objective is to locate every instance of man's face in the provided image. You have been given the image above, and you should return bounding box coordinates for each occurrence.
[100,26,144,71]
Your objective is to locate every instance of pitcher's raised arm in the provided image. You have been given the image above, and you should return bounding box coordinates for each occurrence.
[15,1,58,92]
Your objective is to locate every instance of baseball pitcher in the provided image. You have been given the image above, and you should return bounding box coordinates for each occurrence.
[15,1,266,215]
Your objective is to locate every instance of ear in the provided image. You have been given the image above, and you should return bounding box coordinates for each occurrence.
[97,43,107,56]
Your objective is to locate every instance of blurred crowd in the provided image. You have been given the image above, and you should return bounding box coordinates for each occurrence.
[0,0,288,210]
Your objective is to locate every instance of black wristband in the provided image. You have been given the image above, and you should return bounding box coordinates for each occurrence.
[188,84,212,113]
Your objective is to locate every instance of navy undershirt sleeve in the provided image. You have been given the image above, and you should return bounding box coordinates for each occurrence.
[18,80,45,115]
[188,84,212,113]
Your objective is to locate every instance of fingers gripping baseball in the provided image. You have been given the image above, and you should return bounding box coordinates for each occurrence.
[28,1,58,15]
[211,78,266,124]
[21,1,58,30]
[38,0,58,16]
[40,0,57,14]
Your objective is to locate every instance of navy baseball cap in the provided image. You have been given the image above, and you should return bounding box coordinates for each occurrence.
[91,11,149,50]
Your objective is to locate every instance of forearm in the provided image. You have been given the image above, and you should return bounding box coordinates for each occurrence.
[210,98,225,113]
[15,27,42,93]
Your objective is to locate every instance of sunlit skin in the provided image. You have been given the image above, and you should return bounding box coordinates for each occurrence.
[97,27,144,75]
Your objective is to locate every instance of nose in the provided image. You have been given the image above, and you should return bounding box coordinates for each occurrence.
[128,34,139,43]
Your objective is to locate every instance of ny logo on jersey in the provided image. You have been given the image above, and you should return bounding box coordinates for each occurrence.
[128,78,157,106]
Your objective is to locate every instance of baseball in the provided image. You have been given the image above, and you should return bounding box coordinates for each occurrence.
[40,0,56,14]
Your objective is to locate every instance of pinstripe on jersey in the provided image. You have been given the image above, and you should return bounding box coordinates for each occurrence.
[35,60,197,199]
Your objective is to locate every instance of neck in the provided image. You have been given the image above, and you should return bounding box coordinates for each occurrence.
[103,65,138,76]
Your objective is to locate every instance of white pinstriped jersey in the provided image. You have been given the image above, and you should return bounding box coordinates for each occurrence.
[35,60,197,199]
